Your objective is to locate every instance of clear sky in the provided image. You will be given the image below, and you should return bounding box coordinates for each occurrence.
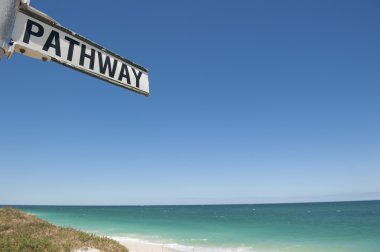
[1,0,379,205]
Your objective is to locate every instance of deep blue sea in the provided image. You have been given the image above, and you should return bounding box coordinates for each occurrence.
[10,201,380,252]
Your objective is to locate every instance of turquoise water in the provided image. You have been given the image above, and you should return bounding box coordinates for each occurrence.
[9,201,380,252]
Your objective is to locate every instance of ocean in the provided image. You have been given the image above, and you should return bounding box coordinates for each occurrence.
[13,201,380,252]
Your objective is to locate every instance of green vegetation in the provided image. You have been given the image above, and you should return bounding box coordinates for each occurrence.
[0,207,128,252]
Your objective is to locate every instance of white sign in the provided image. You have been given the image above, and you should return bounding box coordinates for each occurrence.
[11,8,149,96]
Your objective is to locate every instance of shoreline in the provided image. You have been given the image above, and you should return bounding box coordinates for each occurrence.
[111,236,181,252]
[110,236,254,252]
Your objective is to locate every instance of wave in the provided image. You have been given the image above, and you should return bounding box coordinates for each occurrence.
[110,236,256,252]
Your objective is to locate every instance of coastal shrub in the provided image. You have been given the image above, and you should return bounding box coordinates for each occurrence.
[0,207,128,252]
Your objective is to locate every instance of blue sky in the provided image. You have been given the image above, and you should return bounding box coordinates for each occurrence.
[1,0,379,205]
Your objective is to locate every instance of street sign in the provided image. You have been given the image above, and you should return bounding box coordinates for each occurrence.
[10,5,149,96]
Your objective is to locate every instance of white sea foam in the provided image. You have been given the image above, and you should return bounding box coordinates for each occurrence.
[190,238,209,241]
[110,236,256,252]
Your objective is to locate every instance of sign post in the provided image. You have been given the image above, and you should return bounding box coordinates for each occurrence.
[0,0,19,60]
[0,0,149,95]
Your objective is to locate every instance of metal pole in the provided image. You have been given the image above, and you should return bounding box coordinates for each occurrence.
[0,0,18,60]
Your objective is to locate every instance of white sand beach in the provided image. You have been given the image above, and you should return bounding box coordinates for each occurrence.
[111,236,182,252]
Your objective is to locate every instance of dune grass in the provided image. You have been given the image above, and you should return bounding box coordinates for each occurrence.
[0,207,128,252]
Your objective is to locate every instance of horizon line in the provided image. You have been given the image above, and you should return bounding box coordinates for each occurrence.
[2,199,379,207]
